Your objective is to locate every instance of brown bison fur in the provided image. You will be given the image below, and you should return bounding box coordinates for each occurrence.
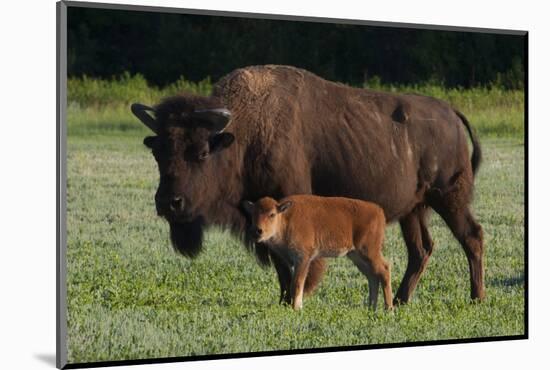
[244,195,392,311]
[134,64,484,305]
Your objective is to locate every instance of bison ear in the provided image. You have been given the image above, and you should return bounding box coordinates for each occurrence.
[143,136,157,149]
[209,133,235,153]
[241,200,255,216]
[131,103,158,133]
[276,201,293,213]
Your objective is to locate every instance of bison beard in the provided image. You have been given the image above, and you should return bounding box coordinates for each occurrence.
[169,217,205,258]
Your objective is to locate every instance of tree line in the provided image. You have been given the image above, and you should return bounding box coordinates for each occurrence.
[68,7,525,89]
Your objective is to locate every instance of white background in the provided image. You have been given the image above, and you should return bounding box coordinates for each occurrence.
[0,0,545,369]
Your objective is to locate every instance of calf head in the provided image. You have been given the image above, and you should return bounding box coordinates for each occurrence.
[132,95,236,257]
[242,197,293,243]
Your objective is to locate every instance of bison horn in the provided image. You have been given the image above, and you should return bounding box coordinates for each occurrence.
[131,103,158,134]
[191,108,232,132]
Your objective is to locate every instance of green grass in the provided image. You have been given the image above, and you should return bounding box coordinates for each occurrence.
[65,78,525,364]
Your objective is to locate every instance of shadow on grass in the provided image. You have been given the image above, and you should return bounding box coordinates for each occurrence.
[487,274,524,289]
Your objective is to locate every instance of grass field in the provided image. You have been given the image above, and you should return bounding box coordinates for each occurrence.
[65,77,525,364]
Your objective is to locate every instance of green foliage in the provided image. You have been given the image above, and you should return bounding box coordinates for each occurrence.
[67,73,212,108]
[67,75,524,138]
[363,76,524,111]
[363,77,525,138]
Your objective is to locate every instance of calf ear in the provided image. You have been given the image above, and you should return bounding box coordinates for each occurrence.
[277,201,293,213]
[209,133,235,153]
[241,200,255,216]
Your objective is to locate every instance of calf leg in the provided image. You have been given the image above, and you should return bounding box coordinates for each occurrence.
[350,224,393,311]
[270,250,325,304]
[291,257,312,310]
[348,252,379,309]
[395,206,434,305]
[361,221,392,310]
[303,258,326,296]
[366,255,393,310]
[361,254,392,310]
[367,266,381,309]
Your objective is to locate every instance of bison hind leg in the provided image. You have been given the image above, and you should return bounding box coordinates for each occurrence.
[428,171,485,301]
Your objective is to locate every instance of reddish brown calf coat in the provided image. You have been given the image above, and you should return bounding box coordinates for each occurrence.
[244,195,392,310]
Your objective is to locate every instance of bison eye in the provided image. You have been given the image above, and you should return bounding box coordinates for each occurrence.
[269,213,276,218]
[198,150,210,161]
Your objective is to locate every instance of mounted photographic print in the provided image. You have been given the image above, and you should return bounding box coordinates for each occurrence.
[56,1,527,368]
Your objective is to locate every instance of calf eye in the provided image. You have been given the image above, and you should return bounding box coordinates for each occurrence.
[269,213,276,218]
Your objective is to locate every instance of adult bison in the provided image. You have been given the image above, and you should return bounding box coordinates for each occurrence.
[131,65,484,305]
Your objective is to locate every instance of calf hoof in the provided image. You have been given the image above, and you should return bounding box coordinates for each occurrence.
[470,296,486,304]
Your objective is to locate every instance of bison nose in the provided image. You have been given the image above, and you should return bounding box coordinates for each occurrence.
[254,227,263,237]
[169,197,185,213]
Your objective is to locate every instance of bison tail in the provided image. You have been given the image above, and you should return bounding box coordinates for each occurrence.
[455,109,482,176]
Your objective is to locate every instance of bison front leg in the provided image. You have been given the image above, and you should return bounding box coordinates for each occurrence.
[270,251,292,304]
[395,206,434,305]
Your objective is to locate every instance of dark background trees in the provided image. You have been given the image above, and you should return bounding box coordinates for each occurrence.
[67,7,525,89]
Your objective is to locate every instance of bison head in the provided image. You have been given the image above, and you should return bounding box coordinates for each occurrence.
[132,95,236,257]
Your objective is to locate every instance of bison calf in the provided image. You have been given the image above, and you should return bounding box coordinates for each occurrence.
[243,195,392,311]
